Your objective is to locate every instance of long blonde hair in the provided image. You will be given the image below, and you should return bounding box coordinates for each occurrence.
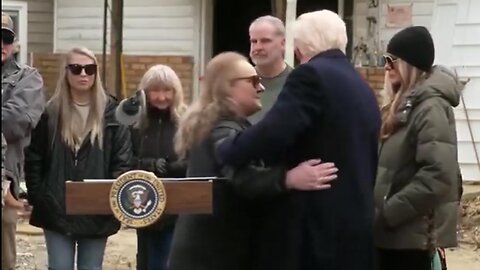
[48,47,107,150]
[137,64,187,127]
[380,59,427,141]
[175,52,248,158]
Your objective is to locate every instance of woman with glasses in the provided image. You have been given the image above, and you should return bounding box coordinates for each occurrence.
[24,47,132,269]
[374,26,464,270]
[170,52,338,270]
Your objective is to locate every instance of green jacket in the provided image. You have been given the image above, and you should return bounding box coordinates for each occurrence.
[374,66,464,250]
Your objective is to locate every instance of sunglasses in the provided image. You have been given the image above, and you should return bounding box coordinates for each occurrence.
[2,29,15,45]
[66,64,97,76]
[231,75,262,88]
[383,55,399,69]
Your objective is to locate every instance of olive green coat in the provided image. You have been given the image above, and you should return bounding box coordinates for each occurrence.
[374,66,464,250]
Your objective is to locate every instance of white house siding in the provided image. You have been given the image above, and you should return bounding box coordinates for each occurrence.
[353,0,480,181]
[25,0,54,52]
[431,0,480,182]
[54,0,199,56]
[353,0,435,51]
[6,0,54,53]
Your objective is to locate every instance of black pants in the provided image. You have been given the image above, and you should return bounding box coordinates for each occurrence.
[137,230,148,270]
[377,249,432,270]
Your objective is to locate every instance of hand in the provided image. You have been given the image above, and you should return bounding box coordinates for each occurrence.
[17,199,32,218]
[139,158,167,174]
[154,158,168,175]
[5,191,31,217]
[285,159,338,191]
[4,189,23,209]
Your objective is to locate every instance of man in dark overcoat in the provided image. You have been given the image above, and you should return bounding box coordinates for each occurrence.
[217,10,381,270]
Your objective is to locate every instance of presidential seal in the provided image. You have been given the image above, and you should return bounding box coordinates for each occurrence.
[109,170,167,228]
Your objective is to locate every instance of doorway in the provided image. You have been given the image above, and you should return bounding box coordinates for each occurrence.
[296,0,338,16]
[212,0,272,58]
[209,0,354,63]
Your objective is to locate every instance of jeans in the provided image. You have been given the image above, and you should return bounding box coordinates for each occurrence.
[44,229,108,270]
[137,227,174,270]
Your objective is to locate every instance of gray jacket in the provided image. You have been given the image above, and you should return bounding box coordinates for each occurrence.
[1,57,45,198]
[1,133,7,207]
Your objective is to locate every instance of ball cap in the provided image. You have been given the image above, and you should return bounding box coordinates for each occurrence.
[2,13,15,35]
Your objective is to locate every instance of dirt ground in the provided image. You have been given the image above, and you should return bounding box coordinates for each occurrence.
[15,225,480,270]
[14,185,480,270]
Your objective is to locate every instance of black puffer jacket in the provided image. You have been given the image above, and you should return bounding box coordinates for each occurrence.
[130,107,186,179]
[24,97,132,238]
[130,107,187,230]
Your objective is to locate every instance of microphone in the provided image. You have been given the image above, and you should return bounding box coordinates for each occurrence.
[115,89,146,126]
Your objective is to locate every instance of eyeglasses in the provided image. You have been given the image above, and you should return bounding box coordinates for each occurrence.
[230,75,262,88]
[383,55,399,69]
[2,29,15,45]
[66,64,97,76]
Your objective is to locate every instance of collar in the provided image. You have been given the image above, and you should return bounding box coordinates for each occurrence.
[310,49,346,61]
[1,57,20,79]
[147,106,171,121]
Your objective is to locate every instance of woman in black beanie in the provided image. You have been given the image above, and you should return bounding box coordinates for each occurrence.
[374,26,464,270]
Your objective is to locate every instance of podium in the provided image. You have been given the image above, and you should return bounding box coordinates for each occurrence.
[65,172,216,227]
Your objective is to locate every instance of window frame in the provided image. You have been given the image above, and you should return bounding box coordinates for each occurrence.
[2,1,28,64]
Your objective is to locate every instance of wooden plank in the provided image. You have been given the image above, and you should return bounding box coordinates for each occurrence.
[29,13,54,23]
[66,181,213,215]
[123,40,193,53]
[57,0,102,8]
[57,6,193,18]
[28,33,53,44]
[27,42,53,53]
[57,29,193,40]
[57,8,104,18]
[110,0,123,98]
[124,6,194,17]
[29,22,54,34]
[27,0,54,12]
[56,40,104,53]
[124,0,194,6]
[123,17,194,29]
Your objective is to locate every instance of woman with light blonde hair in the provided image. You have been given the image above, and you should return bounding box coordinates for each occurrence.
[24,47,131,270]
[129,64,187,270]
[374,26,463,270]
[169,52,338,270]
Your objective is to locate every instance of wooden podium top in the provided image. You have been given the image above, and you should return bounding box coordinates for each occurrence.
[66,179,214,215]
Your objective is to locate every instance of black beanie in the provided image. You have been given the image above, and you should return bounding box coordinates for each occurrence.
[387,26,435,72]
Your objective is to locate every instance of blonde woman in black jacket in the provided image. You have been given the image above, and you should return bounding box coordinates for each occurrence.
[170,52,338,270]
[25,47,131,270]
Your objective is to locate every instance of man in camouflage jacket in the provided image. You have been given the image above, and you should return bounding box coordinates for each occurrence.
[1,13,45,270]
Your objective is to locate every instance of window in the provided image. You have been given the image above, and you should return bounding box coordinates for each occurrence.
[2,1,28,64]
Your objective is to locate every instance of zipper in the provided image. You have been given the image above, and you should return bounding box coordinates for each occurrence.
[74,150,78,167]
[158,118,163,155]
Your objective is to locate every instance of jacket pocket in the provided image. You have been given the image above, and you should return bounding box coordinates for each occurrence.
[374,167,393,210]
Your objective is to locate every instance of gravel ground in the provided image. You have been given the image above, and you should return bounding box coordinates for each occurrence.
[16,228,136,270]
